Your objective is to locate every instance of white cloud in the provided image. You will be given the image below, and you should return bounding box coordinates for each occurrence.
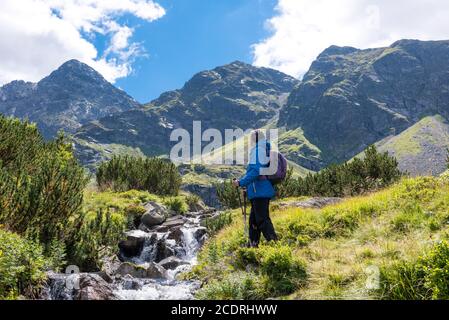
[0,0,165,85]
[252,0,449,78]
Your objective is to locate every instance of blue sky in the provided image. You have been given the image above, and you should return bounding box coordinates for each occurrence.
[112,0,278,103]
[3,1,449,102]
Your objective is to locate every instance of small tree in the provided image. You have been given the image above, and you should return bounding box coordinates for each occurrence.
[0,116,88,248]
[96,155,181,196]
[215,179,241,209]
[280,145,402,198]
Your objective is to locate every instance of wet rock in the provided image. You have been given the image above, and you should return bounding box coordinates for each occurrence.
[140,201,167,228]
[154,217,185,233]
[116,262,167,279]
[77,274,118,300]
[145,262,167,278]
[167,227,184,243]
[193,227,207,243]
[93,271,113,283]
[100,255,122,276]
[121,275,143,290]
[158,256,189,270]
[118,230,147,258]
[43,272,75,300]
[155,239,175,262]
[164,217,186,229]
[116,262,149,278]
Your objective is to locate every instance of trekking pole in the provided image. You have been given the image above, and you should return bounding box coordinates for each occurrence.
[242,187,248,239]
[235,180,248,240]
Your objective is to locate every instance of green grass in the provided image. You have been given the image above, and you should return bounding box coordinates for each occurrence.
[188,176,449,300]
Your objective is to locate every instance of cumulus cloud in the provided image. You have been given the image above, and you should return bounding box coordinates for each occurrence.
[252,0,449,78]
[0,0,165,85]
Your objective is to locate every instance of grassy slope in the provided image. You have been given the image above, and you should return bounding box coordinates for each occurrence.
[190,176,449,300]
[374,115,449,176]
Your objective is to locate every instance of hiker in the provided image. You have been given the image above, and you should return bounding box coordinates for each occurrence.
[233,130,278,247]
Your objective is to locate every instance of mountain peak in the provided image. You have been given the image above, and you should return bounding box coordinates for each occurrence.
[41,59,107,86]
[318,45,359,58]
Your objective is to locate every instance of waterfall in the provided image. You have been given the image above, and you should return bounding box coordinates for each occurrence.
[43,210,215,300]
[114,215,205,300]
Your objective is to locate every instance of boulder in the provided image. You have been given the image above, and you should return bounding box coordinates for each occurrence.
[76,274,118,300]
[167,227,184,243]
[193,227,207,242]
[141,213,166,228]
[140,201,167,228]
[93,271,113,283]
[100,255,122,276]
[118,230,147,258]
[116,262,167,279]
[163,217,186,229]
[187,199,208,212]
[121,275,143,290]
[145,262,167,278]
[116,262,148,278]
[158,256,189,270]
[155,240,175,262]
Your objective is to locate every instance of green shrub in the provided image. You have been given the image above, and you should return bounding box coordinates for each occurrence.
[124,204,147,229]
[379,241,449,300]
[215,179,240,209]
[286,221,324,243]
[71,210,126,270]
[0,229,48,299]
[0,116,88,248]
[185,193,202,211]
[196,272,269,300]
[204,211,233,236]
[233,244,307,296]
[420,240,449,299]
[391,203,426,232]
[96,155,181,196]
[258,245,307,295]
[285,145,402,198]
[379,260,428,300]
[163,196,188,214]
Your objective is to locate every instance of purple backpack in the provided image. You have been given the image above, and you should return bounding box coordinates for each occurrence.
[260,150,288,185]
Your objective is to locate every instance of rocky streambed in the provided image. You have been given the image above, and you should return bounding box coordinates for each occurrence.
[41,202,219,300]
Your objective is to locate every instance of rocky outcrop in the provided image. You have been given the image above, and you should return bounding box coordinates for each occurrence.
[280,40,449,170]
[278,197,342,210]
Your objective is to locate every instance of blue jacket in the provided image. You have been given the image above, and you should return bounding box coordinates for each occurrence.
[239,139,275,200]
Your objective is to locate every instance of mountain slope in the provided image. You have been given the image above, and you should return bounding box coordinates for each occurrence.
[280,40,449,168]
[375,115,449,176]
[74,61,299,167]
[0,60,139,138]
[191,176,449,300]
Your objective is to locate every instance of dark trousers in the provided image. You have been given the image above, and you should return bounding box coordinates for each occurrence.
[249,198,277,246]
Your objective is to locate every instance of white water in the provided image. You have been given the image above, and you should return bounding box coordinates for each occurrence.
[114,216,203,300]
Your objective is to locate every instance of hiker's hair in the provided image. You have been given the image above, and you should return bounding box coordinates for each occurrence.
[251,130,265,144]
